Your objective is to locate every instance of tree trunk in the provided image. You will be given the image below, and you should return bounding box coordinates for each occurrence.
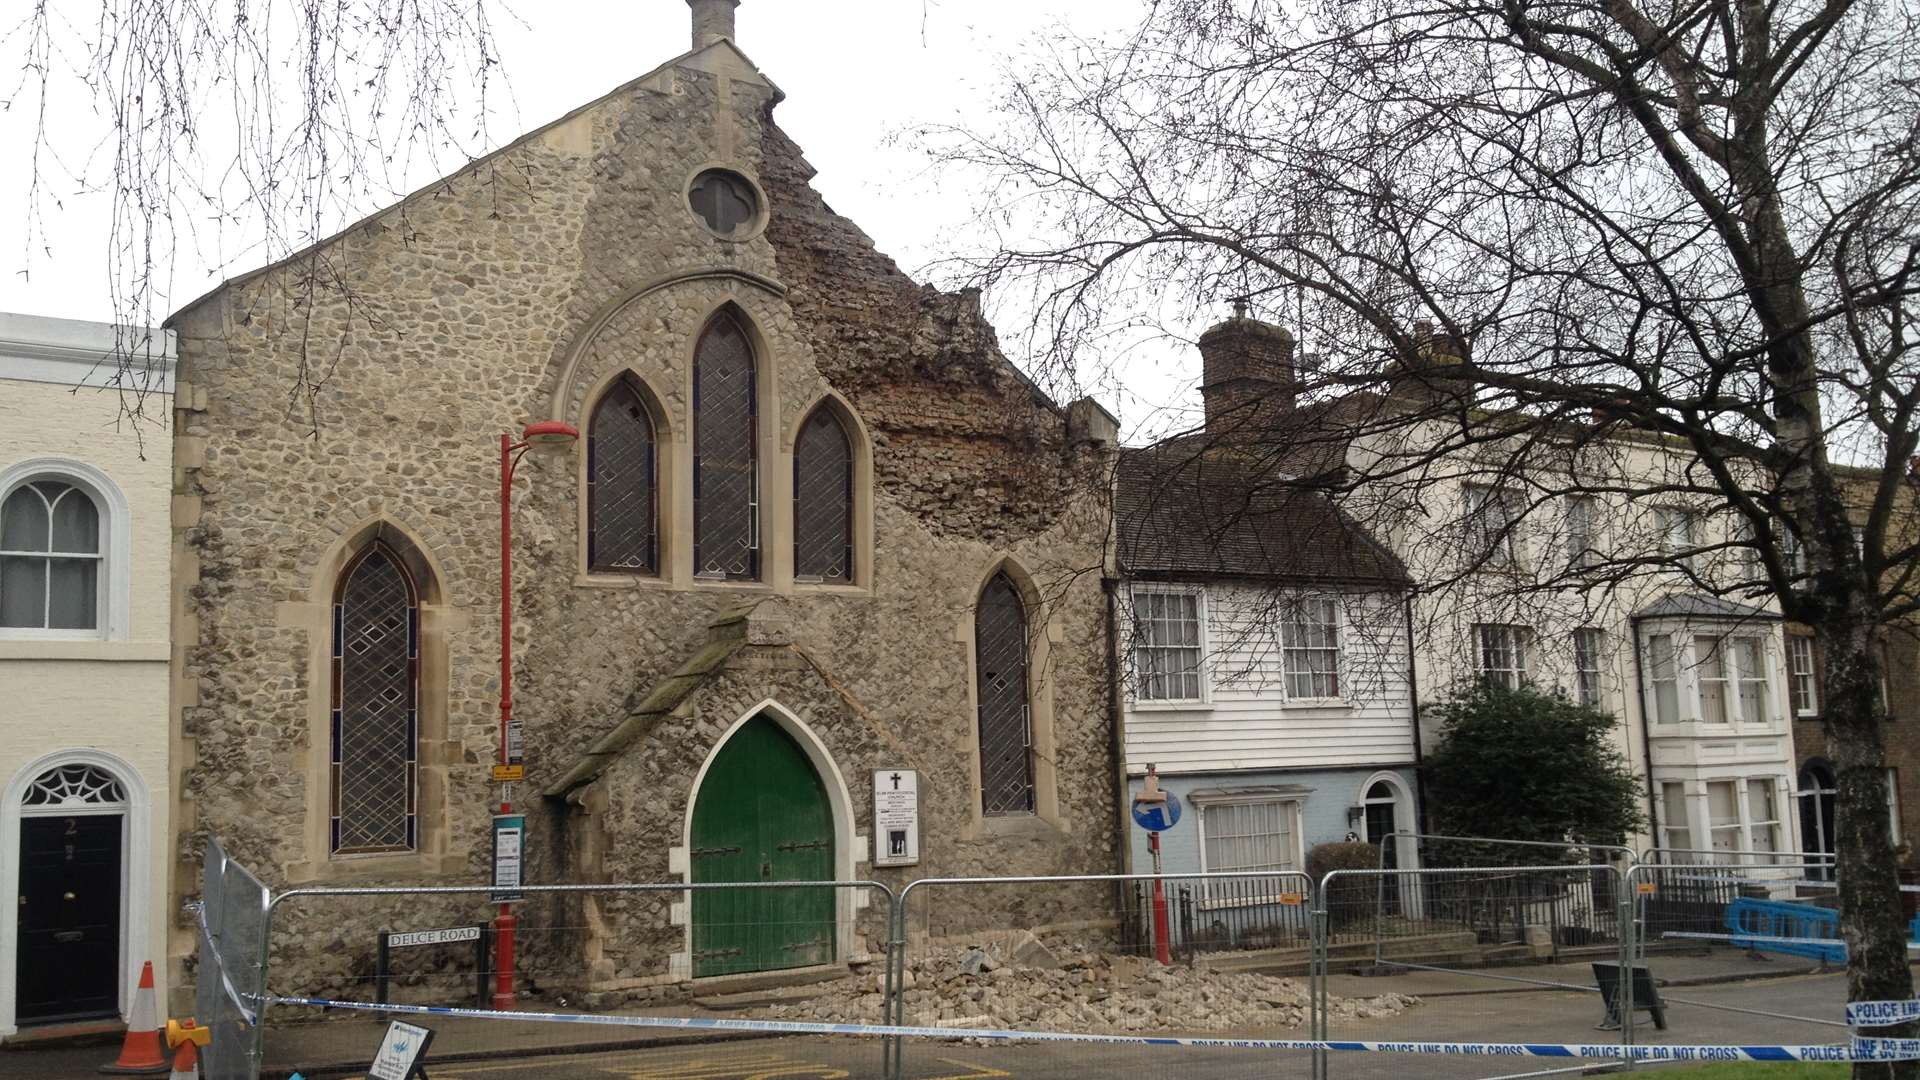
[1820,610,1914,1080]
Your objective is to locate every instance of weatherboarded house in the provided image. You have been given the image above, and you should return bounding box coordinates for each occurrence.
[165,3,1119,1006]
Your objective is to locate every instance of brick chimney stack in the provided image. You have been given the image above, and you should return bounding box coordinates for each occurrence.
[1198,303,1297,436]
[689,0,739,49]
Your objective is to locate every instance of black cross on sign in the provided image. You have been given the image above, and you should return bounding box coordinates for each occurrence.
[890,773,902,790]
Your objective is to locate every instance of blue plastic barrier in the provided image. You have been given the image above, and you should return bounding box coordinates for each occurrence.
[1725,898,1844,962]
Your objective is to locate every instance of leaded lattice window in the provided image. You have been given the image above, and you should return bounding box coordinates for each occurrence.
[589,379,658,574]
[331,544,419,855]
[975,572,1035,815]
[694,315,759,580]
[793,406,852,583]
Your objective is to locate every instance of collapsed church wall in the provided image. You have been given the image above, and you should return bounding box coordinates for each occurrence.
[165,34,1117,1010]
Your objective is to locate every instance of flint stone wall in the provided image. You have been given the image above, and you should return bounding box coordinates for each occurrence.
[167,43,1118,1009]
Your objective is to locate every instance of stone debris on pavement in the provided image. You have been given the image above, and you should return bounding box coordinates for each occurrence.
[754,940,1418,1036]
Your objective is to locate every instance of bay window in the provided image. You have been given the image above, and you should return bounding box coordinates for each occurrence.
[1643,629,1777,725]
[1649,633,1680,723]
[1698,636,1730,723]
[1750,779,1782,853]
[1736,638,1771,722]
[1706,781,1742,857]
[1659,782,1690,851]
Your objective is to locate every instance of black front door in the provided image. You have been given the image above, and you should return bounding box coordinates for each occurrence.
[16,814,122,1024]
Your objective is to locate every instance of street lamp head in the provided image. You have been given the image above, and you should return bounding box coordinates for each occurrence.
[521,420,580,450]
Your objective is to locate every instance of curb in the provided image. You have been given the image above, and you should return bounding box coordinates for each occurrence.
[262,1029,787,1078]
[1334,963,1824,998]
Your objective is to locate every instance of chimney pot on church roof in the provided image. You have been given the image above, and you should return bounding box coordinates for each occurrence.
[689,0,740,49]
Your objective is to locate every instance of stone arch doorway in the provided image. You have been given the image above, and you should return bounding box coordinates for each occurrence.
[688,713,835,977]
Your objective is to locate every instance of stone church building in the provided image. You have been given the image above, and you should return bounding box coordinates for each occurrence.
[164,0,1120,1003]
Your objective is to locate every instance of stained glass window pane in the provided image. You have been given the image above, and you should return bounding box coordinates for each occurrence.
[332,546,418,854]
[976,573,1034,815]
[694,316,759,580]
[589,380,657,574]
[793,407,852,582]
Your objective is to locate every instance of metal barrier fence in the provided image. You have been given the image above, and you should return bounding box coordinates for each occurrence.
[1620,862,1853,1051]
[193,837,271,1080]
[1313,865,1632,1080]
[189,839,1872,1080]
[885,871,1319,1080]
[259,877,896,1078]
[1628,858,1833,963]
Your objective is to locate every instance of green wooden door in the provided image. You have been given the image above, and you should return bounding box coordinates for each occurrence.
[690,715,835,977]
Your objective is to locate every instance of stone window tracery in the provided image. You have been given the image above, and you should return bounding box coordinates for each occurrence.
[792,406,852,583]
[330,542,419,855]
[689,170,760,238]
[975,572,1035,816]
[588,378,658,574]
[693,314,759,581]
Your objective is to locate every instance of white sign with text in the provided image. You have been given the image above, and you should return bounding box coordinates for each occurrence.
[872,769,920,867]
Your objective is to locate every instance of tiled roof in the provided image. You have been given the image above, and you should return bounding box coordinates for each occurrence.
[1115,443,1409,585]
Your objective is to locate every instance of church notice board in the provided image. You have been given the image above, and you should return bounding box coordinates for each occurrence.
[873,769,920,867]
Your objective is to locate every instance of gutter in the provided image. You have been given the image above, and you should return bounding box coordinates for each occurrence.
[1405,589,1429,834]
[1630,614,1658,846]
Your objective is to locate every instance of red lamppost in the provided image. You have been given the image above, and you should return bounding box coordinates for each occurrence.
[493,419,579,1010]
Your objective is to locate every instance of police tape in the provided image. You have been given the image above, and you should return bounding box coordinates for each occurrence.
[267,996,1896,1062]
[1849,1000,1920,1027]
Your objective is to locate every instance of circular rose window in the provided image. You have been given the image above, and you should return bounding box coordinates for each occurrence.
[689,169,761,239]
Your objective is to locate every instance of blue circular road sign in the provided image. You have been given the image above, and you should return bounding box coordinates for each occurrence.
[1131,792,1182,832]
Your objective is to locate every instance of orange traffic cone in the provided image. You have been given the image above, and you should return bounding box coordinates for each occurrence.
[99,961,168,1074]
[164,1018,209,1080]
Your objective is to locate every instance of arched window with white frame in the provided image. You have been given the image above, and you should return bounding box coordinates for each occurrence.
[0,462,126,639]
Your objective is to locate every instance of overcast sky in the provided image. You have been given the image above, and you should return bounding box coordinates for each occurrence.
[0,0,1204,436]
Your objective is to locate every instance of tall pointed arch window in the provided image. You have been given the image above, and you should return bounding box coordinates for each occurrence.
[975,572,1035,815]
[330,542,419,854]
[588,378,658,574]
[693,314,759,580]
[793,406,853,583]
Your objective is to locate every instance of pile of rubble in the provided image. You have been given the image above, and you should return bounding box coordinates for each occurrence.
[755,935,1417,1036]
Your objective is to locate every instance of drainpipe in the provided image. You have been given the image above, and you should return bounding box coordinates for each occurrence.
[1630,614,1658,850]
[1404,589,1429,834]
